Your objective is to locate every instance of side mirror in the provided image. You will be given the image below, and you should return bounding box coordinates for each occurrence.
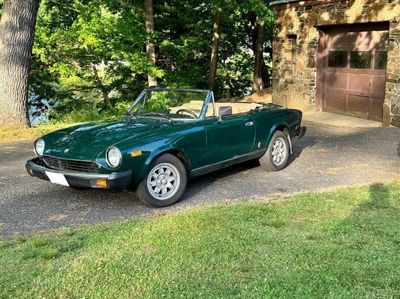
[218,106,232,119]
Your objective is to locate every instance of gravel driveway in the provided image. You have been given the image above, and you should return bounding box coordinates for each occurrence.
[1,121,399,237]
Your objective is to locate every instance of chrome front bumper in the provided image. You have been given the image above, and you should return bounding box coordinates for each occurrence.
[26,158,132,190]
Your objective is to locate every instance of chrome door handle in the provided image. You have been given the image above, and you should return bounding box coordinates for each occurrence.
[245,121,254,127]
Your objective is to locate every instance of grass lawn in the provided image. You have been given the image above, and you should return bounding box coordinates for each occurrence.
[1,183,399,298]
[0,123,77,143]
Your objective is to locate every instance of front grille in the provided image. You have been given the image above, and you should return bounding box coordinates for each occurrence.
[43,156,100,173]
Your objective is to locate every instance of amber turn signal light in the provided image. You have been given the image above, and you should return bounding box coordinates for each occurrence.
[131,150,142,157]
[96,179,108,188]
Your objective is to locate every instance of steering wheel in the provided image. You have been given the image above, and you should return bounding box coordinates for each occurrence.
[176,109,197,119]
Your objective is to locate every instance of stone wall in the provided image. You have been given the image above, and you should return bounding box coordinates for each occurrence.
[272,0,400,126]
[385,19,400,126]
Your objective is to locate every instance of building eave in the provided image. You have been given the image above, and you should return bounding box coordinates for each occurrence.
[270,0,301,6]
[270,0,341,7]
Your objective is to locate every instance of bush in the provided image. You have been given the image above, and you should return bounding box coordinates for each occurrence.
[49,100,131,124]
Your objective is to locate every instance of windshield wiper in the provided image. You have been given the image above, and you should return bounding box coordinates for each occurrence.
[140,112,170,120]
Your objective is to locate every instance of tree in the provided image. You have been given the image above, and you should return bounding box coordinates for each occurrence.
[0,0,40,127]
[246,0,274,92]
[145,0,157,87]
[27,0,275,123]
[252,22,265,92]
[30,0,148,119]
[92,64,113,108]
[208,11,221,91]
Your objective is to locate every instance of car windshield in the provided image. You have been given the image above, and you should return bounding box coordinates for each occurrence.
[129,89,209,120]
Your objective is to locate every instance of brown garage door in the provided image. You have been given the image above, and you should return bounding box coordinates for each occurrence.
[320,23,388,121]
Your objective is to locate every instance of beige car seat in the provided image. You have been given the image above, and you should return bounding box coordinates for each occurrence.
[171,100,262,117]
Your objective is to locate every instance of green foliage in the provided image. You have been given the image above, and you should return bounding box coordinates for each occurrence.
[29,0,275,122]
[137,90,206,113]
[153,0,275,99]
[1,184,400,297]
[31,0,147,120]
[49,100,131,124]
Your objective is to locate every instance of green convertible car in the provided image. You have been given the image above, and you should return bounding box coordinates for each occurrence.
[26,88,306,207]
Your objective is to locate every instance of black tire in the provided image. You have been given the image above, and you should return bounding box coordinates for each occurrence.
[259,130,290,172]
[136,154,187,207]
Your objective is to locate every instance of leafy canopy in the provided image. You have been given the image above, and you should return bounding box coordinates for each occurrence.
[29,0,274,122]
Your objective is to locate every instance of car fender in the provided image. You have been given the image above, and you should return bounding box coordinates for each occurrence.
[265,121,290,147]
[133,143,189,186]
[263,121,297,154]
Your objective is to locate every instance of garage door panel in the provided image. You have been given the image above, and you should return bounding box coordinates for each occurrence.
[346,31,388,51]
[347,73,370,92]
[325,71,348,90]
[328,32,352,50]
[371,75,386,95]
[321,23,388,121]
[347,95,370,114]
[371,98,384,119]
[324,92,346,111]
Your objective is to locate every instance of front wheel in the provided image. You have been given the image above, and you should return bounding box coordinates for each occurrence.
[259,130,290,172]
[136,154,187,207]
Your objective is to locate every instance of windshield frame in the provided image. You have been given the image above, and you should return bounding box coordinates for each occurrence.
[127,88,213,121]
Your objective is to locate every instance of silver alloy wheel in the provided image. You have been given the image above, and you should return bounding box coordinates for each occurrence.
[146,163,181,200]
[271,137,287,166]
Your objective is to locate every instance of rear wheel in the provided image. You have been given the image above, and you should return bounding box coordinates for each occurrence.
[136,154,187,207]
[259,130,290,171]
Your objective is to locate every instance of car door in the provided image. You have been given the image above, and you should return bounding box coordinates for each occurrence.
[204,113,256,165]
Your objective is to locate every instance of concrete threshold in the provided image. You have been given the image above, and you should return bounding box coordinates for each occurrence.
[303,111,383,128]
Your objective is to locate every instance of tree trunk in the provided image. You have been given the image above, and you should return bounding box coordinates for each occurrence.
[252,22,265,93]
[208,11,221,91]
[0,0,40,128]
[263,45,273,88]
[92,64,113,109]
[145,0,157,87]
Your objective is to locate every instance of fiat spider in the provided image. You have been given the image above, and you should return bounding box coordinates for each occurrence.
[26,88,306,207]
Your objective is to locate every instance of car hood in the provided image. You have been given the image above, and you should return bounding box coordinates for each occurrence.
[43,118,168,160]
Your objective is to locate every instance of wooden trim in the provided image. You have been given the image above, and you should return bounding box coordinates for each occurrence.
[316,21,390,33]
[316,30,326,110]
[271,0,341,9]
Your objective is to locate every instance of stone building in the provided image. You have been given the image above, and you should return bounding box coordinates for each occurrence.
[270,0,400,126]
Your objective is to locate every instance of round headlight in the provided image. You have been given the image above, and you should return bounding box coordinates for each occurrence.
[34,139,45,156]
[106,146,122,168]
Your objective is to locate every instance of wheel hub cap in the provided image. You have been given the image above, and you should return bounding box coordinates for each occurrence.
[272,137,287,166]
[147,163,181,200]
